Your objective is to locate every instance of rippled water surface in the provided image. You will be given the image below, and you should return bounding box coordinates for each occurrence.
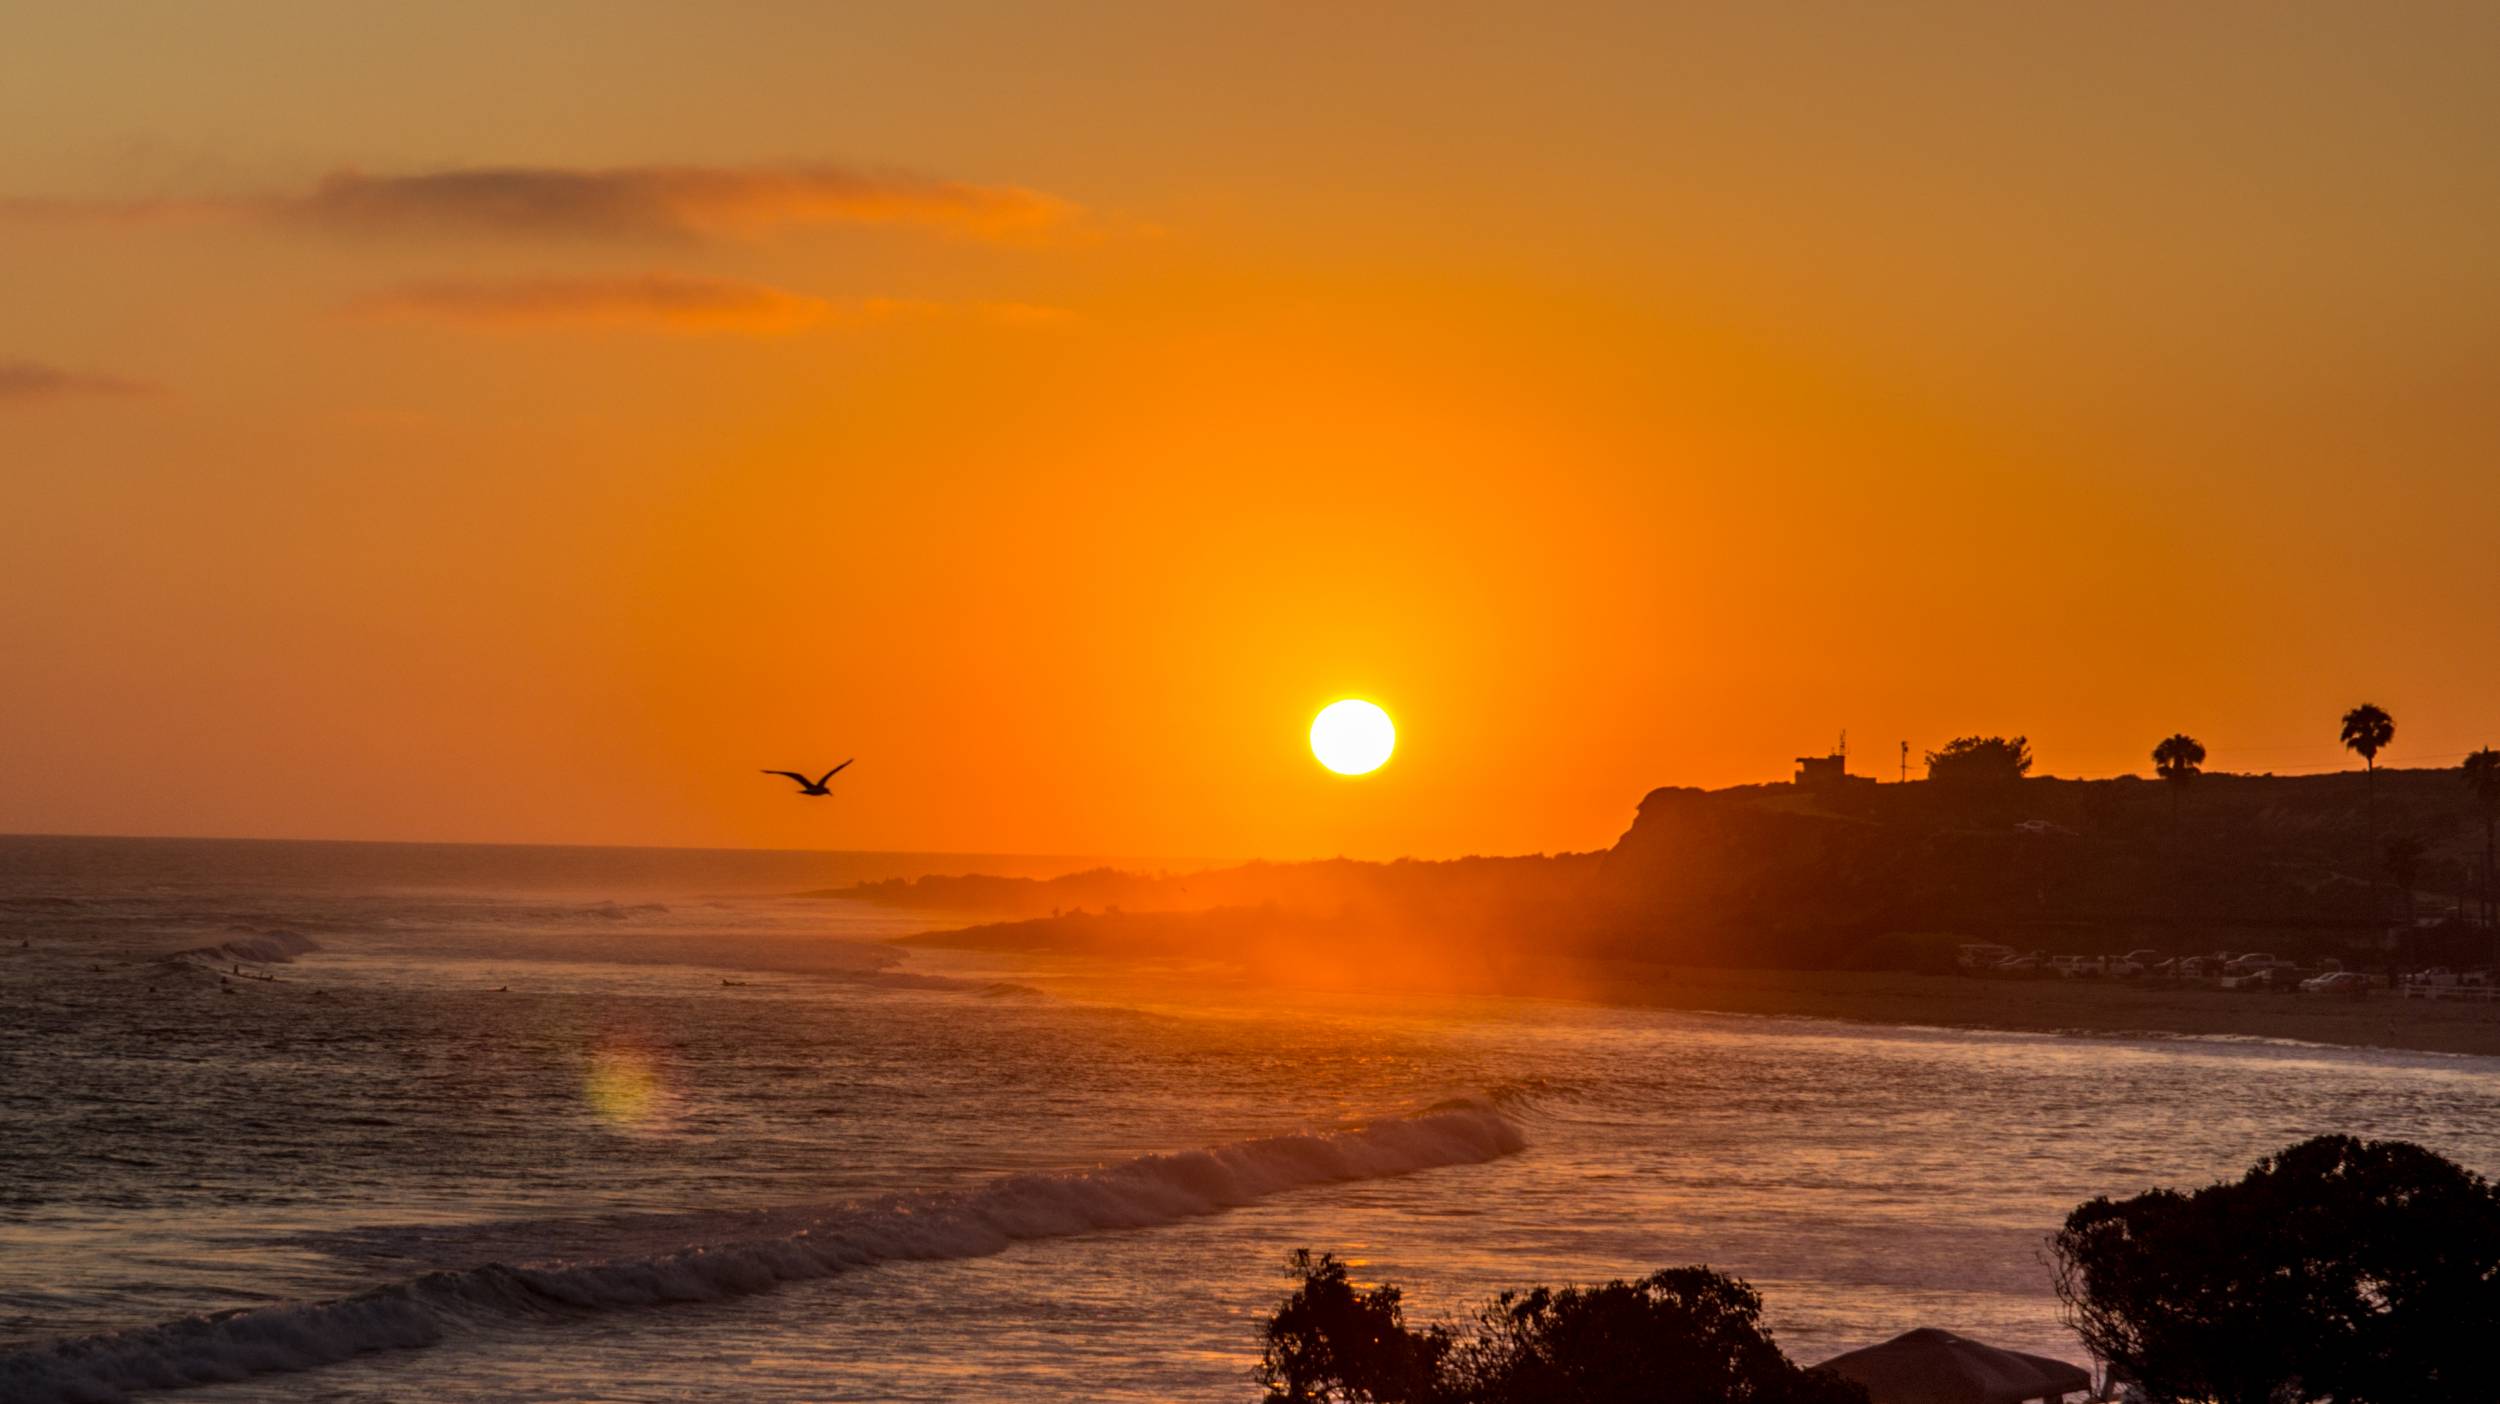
[7,835,2499,1401]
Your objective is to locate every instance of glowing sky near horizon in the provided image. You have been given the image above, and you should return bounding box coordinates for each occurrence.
[4,3,2498,859]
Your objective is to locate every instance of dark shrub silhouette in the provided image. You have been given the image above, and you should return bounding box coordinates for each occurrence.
[1256,1250,1451,1403]
[1255,1251,1867,1403]
[2051,1134,2500,1404]
[1923,735,2033,787]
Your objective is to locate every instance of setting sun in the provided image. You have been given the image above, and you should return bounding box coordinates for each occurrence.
[1310,699,1396,776]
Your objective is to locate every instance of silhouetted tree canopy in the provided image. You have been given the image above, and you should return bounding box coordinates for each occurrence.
[2467,749,2500,817]
[1257,1250,1451,1403]
[2340,703,2396,768]
[1256,1251,1867,1404]
[1922,735,2033,786]
[2151,733,2205,784]
[2154,734,2206,827]
[2051,1134,2500,1404]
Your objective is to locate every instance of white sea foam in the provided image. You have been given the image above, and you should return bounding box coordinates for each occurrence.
[0,1100,1523,1403]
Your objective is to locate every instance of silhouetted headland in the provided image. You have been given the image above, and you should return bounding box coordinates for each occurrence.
[829,766,2500,1054]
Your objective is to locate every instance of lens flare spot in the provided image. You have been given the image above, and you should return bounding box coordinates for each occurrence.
[585,1045,673,1132]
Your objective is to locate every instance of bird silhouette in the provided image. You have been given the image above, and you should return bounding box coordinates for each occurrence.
[761,760,854,796]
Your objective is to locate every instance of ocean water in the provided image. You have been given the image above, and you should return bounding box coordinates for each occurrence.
[6,835,2500,1402]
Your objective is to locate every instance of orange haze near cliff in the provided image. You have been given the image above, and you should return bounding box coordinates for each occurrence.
[5,4,2499,859]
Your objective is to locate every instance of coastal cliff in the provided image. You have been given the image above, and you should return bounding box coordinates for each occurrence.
[853,767,2495,973]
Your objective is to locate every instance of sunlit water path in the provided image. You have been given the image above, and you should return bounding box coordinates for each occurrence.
[6,836,2496,1401]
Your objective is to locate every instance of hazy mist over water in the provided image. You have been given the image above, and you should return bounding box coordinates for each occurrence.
[8,836,2500,1402]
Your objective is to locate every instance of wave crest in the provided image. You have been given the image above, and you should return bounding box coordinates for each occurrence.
[0,1100,1523,1402]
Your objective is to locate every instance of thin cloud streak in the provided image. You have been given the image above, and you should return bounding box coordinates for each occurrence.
[1,162,1073,243]
[353,274,833,335]
[0,358,163,402]
[353,276,1075,336]
[0,196,243,228]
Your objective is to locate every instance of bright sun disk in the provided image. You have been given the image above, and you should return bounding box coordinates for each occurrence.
[1310,699,1395,776]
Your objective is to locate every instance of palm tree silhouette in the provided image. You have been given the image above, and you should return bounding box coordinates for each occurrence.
[2341,703,2396,961]
[2153,733,2206,937]
[2465,748,2500,931]
[2152,733,2206,828]
[2341,703,2395,779]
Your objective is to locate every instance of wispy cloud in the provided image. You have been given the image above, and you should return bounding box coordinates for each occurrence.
[0,196,241,228]
[352,275,1076,337]
[1,162,1073,243]
[353,273,832,335]
[0,358,162,403]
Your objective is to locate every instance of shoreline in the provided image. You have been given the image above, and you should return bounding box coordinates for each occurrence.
[901,920,2500,1058]
[1572,966,2500,1059]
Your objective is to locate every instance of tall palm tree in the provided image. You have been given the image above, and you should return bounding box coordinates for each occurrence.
[2342,703,2396,948]
[2466,748,2500,930]
[2341,703,2396,781]
[2152,733,2206,938]
[2152,733,2206,827]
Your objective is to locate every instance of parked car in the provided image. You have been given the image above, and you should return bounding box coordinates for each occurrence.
[2301,971,2370,995]
[2057,955,2124,978]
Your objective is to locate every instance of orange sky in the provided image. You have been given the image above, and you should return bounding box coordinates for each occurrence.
[5,3,2498,860]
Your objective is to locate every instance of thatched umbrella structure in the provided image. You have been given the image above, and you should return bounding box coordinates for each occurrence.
[1817,1327,2094,1404]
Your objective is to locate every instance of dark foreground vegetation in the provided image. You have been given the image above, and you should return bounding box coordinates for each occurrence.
[1255,1253,1866,1404]
[1261,1135,2500,1404]
[2054,1135,2500,1404]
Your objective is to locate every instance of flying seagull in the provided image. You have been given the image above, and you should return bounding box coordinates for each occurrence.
[761,760,854,796]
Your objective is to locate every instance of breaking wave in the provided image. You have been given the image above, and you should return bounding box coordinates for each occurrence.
[0,1099,1524,1403]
